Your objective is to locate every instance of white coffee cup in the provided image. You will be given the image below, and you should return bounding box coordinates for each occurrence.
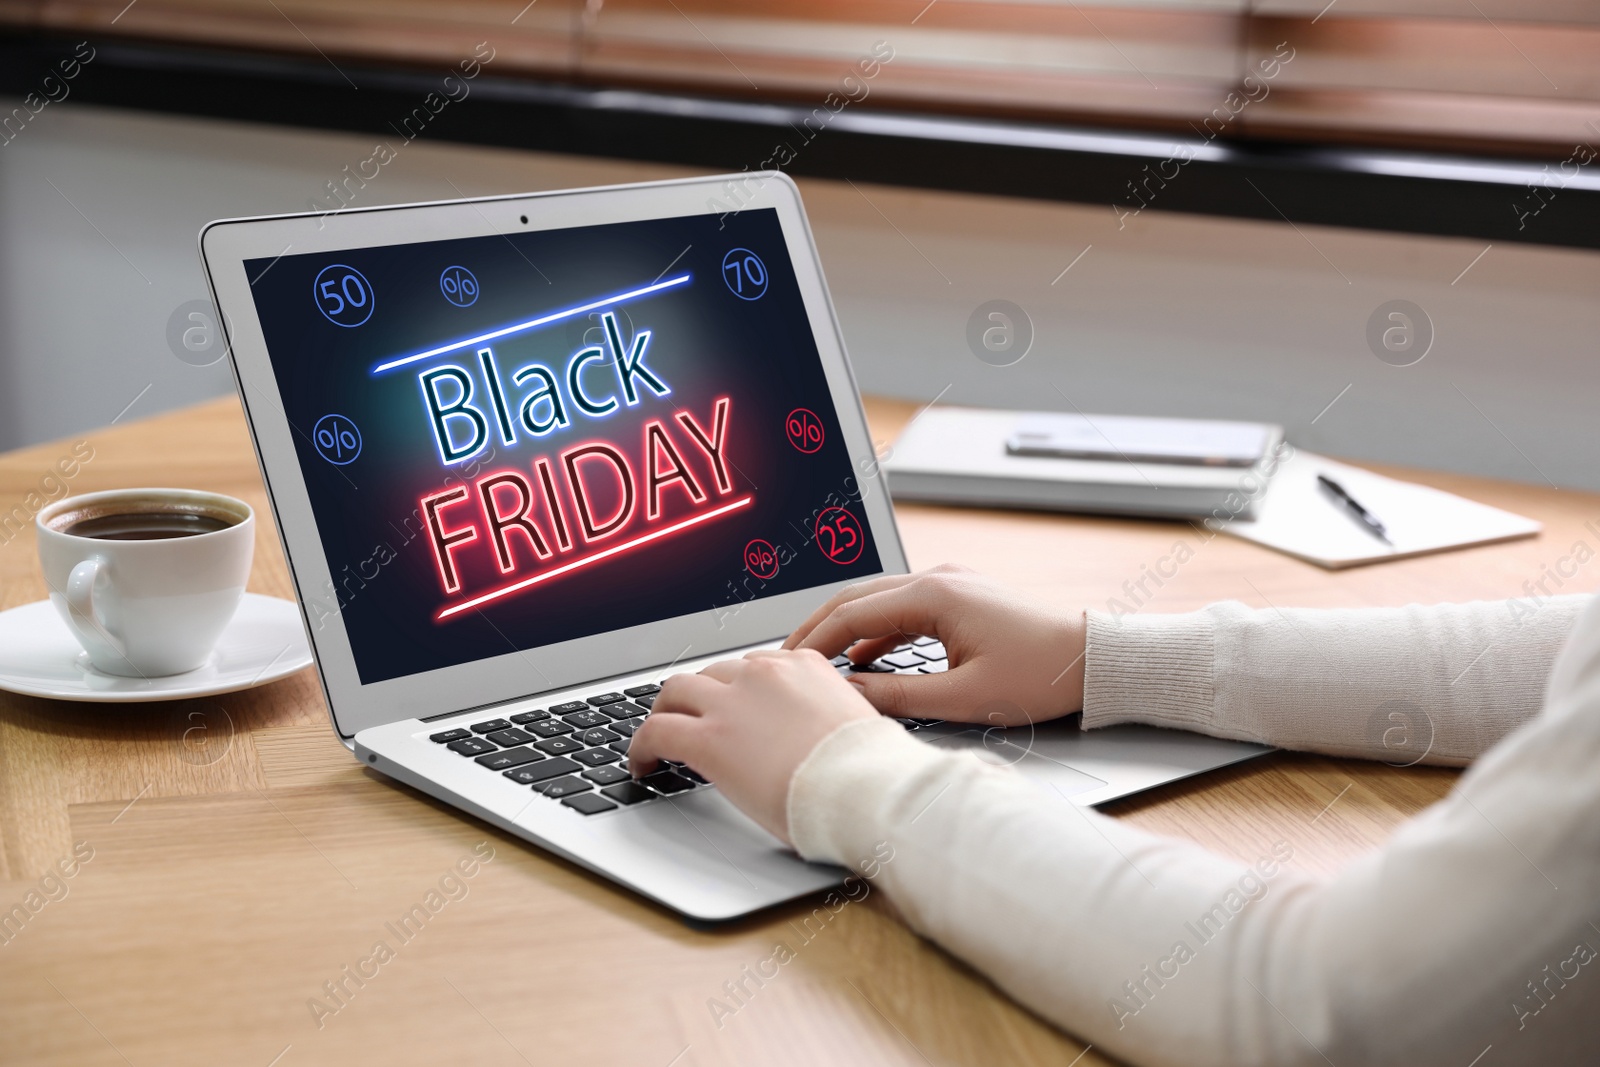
[35,488,255,677]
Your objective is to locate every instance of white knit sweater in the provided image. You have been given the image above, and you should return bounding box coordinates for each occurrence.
[788,593,1597,1065]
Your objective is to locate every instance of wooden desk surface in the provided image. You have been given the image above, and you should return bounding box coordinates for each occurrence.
[1,396,1591,1066]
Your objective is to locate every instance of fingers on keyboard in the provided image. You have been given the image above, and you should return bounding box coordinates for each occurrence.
[443,685,710,814]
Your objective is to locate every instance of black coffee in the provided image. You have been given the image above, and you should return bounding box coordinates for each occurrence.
[62,510,236,541]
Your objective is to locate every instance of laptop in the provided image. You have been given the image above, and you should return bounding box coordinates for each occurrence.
[200,172,1269,921]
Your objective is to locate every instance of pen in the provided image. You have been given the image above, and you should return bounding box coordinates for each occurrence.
[1317,474,1392,545]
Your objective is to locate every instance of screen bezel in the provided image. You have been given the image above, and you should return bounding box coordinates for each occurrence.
[200,173,907,739]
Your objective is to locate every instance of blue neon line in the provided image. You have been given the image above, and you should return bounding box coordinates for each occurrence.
[370,274,692,375]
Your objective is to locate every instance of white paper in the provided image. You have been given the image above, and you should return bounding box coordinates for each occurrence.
[1219,449,1541,569]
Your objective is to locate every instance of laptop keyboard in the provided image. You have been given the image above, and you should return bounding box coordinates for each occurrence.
[834,637,950,732]
[429,683,684,816]
[426,643,949,815]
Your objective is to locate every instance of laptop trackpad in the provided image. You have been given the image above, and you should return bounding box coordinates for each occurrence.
[922,727,1106,799]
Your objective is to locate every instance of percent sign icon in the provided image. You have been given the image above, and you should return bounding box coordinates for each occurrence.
[313,414,362,466]
[744,539,780,579]
[785,408,824,454]
[440,265,479,308]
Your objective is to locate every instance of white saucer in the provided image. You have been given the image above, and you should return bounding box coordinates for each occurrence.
[0,594,313,703]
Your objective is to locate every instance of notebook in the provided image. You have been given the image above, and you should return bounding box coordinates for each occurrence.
[1218,449,1542,568]
[884,407,1286,519]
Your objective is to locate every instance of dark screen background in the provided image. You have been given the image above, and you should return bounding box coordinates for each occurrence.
[246,208,880,685]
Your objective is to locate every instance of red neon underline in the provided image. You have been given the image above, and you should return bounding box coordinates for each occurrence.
[436,495,754,621]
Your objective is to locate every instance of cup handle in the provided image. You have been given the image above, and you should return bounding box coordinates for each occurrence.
[65,557,129,668]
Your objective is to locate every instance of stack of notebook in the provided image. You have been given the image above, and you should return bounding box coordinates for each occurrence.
[883,407,1541,568]
[883,408,1286,520]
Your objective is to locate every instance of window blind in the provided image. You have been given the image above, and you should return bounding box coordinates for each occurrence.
[5,0,1594,156]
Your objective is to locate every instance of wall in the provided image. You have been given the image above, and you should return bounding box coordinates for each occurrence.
[1,99,1596,488]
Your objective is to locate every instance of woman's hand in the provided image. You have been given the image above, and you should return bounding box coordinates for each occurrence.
[783,564,1086,727]
[628,650,877,845]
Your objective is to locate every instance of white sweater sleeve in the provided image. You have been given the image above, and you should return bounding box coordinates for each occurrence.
[1082,596,1588,765]
[787,593,1600,1066]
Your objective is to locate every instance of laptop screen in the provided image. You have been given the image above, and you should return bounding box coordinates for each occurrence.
[244,207,882,685]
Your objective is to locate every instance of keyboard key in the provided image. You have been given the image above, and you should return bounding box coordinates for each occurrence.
[562,709,611,729]
[880,652,924,670]
[915,643,947,662]
[528,720,574,738]
[484,727,536,747]
[918,661,949,675]
[447,737,498,756]
[587,692,625,706]
[893,642,912,652]
[562,793,618,815]
[470,718,513,734]
[504,757,581,785]
[850,662,895,674]
[535,736,584,756]
[550,700,589,715]
[912,635,939,647]
[533,775,592,798]
[429,728,471,743]
[609,739,631,755]
[635,694,657,709]
[608,717,644,737]
[679,767,709,785]
[475,746,541,771]
[601,781,656,805]
[598,700,647,721]
[582,764,631,785]
[575,747,621,767]
[509,709,550,725]
[643,770,694,794]
[623,684,660,697]
[576,727,620,746]
[909,717,945,726]
[830,654,851,667]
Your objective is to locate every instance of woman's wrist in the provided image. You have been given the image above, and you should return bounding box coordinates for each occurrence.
[1046,609,1089,716]
[1081,607,1217,731]
[787,715,932,862]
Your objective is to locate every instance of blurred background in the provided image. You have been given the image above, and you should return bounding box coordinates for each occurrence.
[1,1,1597,486]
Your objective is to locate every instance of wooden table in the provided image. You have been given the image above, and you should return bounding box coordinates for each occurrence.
[2,395,1591,1066]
